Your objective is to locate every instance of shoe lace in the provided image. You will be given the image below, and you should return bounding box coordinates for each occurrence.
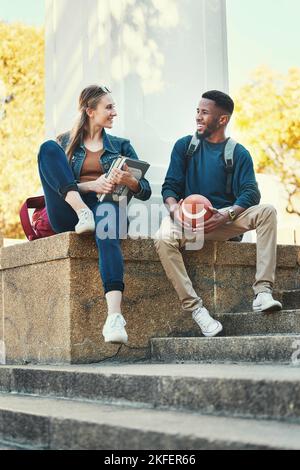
[109,314,126,330]
[257,292,272,301]
[79,209,92,223]
[193,308,214,330]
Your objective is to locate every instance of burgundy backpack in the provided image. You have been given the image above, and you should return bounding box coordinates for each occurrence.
[20,196,56,241]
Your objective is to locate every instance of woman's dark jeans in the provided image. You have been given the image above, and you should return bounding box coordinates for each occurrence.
[38,140,125,293]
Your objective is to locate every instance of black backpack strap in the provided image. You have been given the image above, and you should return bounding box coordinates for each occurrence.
[185,133,200,168]
[224,138,237,195]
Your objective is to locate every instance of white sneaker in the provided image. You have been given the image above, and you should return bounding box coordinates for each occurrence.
[75,208,95,235]
[192,306,223,337]
[253,292,282,312]
[102,313,128,344]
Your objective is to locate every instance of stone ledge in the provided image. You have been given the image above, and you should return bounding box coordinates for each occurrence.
[1,232,300,270]
[216,242,300,268]
[1,234,300,364]
[0,233,98,270]
[0,233,161,270]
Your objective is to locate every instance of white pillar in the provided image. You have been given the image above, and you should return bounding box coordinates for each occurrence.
[46,0,228,204]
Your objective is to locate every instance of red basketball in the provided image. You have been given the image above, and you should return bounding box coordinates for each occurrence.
[178,194,212,228]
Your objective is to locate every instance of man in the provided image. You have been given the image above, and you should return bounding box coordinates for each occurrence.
[154,90,282,337]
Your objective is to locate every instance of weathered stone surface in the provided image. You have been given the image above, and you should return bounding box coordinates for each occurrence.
[216,310,300,336]
[0,393,300,449]
[2,233,300,270]
[69,258,111,362]
[0,367,11,392]
[183,240,216,265]
[151,335,300,363]
[1,233,73,270]
[1,363,300,422]
[1,234,300,364]
[1,247,197,364]
[0,234,4,347]
[215,243,300,268]
[181,264,215,313]
[0,233,161,270]
[122,238,160,261]
[215,242,257,267]
[0,441,25,450]
[277,245,300,268]
[3,260,72,364]
[121,260,195,353]
[214,266,255,313]
[276,267,300,291]
[0,269,3,345]
[274,290,300,310]
[0,407,47,449]
[214,243,300,313]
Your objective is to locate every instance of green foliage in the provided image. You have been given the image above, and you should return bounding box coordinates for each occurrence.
[0,21,44,238]
[234,66,300,215]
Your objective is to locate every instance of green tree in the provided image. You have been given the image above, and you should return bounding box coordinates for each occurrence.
[234,66,300,216]
[0,21,44,238]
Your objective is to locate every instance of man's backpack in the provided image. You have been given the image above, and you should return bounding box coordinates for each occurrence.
[185,134,243,242]
[20,196,56,241]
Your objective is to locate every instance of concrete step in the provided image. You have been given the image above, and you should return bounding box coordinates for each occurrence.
[0,440,30,450]
[1,363,300,422]
[214,310,300,336]
[275,290,300,310]
[0,393,300,449]
[151,334,300,364]
[173,310,300,337]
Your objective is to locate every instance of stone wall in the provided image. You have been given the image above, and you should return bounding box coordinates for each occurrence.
[1,233,299,364]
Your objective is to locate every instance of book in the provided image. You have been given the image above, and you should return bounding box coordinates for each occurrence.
[97,156,150,203]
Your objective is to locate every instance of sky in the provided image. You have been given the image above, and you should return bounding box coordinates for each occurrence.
[0,0,299,92]
[226,0,300,91]
[0,0,44,27]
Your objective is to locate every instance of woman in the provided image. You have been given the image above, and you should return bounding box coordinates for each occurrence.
[38,85,151,344]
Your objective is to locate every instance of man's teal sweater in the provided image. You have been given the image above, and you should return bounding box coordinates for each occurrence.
[162,136,261,209]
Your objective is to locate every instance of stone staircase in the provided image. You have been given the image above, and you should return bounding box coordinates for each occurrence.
[0,361,300,450]
[0,234,300,449]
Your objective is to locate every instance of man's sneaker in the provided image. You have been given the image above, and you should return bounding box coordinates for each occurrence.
[192,306,223,337]
[253,292,282,313]
[75,208,95,235]
[102,313,128,344]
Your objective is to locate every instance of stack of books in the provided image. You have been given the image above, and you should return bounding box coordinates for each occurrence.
[97,156,150,203]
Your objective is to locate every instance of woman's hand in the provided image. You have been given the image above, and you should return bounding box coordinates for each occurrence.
[90,174,115,195]
[110,163,140,193]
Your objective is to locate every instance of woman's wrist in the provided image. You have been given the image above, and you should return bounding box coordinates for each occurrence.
[78,181,95,193]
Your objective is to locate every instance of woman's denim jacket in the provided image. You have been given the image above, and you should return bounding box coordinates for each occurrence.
[57,130,151,201]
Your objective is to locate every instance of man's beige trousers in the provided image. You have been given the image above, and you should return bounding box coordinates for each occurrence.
[154,204,277,313]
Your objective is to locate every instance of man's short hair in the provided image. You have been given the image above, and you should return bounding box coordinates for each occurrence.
[202,90,234,115]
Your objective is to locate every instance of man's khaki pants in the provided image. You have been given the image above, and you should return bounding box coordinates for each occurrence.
[154,204,277,313]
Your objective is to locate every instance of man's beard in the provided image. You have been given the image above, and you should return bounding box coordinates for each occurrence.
[198,120,219,139]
